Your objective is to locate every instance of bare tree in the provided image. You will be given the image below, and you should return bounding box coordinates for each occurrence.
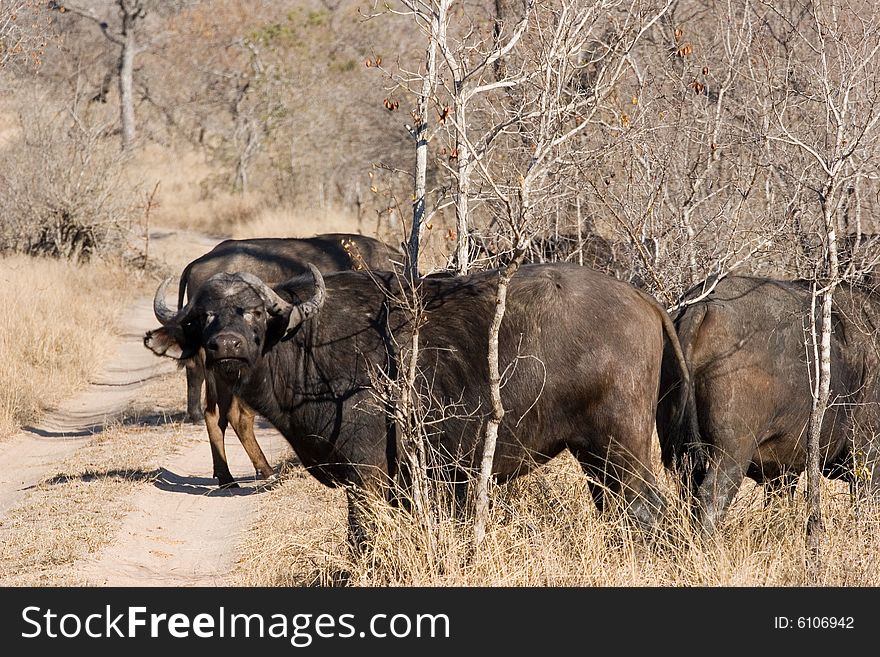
[434,0,532,275]
[53,1,150,150]
[468,0,674,549]
[757,0,880,568]
[375,0,452,279]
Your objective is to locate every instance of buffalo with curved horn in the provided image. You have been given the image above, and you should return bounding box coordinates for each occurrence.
[146,262,699,542]
[151,233,399,487]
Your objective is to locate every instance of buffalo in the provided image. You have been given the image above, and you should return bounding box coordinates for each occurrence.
[145,262,698,539]
[172,233,400,486]
[657,275,880,532]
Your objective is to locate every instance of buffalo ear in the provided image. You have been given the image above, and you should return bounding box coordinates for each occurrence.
[144,327,200,360]
[264,309,292,346]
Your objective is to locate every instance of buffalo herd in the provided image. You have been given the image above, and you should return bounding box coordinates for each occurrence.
[144,232,879,541]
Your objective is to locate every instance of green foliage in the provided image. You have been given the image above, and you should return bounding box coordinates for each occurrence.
[248,7,332,49]
[306,9,330,26]
[330,57,357,74]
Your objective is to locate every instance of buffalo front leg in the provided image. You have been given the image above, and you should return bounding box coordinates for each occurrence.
[184,353,206,423]
[346,486,374,557]
[343,469,393,557]
[204,373,236,488]
[227,396,276,481]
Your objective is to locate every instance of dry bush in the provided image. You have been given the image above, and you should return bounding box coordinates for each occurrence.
[0,254,143,436]
[0,1,54,71]
[0,93,142,262]
[235,452,880,587]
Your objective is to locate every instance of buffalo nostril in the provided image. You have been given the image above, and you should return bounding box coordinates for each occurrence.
[209,334,243,355]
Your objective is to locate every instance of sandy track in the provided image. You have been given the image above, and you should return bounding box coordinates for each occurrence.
[1,229,294,586]
[0,295,177,517]
[76,422,290,586]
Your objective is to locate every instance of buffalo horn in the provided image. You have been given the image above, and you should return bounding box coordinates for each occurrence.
[235,271,292,316]
[153,277,194,327]
[286,264,326,332]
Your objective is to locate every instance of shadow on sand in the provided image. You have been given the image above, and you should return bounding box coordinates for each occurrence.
[152,467,281,497]
[23,410,199,439]
[29,466,284,498]
[42,468,162,486]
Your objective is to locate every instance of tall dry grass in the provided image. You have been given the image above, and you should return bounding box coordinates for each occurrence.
[236,453,880,586]
[128,145,368,238]
[0,255,143,437]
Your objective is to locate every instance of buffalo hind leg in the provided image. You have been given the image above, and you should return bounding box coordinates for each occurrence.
[570,428,666,533]
[695,444,748,534]
[204,373,236,488]
[763,471,799,507]
[184,353,205,423]
[227,396,276,481]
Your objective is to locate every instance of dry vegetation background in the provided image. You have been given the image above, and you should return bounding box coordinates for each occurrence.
[1,0,879,586]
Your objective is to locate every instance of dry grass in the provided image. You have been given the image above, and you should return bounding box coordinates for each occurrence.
[124,145,266,237]
[0,101,18,148]
[0,255,150,437]
[235,453,880,587]
[127,145,369,240]
[229,205,368,240]
[123,144,460,267]
[232,459,347,587]
[0,415,191,586]
[125,145,225,234]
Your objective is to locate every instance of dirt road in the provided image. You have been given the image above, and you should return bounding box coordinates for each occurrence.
[0,229,295,586]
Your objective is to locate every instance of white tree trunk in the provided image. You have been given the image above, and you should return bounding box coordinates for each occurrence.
[408,4,447,280]
[118,28,136,151]
[474,253,524,550]
[806,183,839,568]
[454,85,471,275]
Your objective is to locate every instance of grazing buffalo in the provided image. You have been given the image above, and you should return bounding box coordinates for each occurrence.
[146,262,698,539]
[172,233,400,486]
[657,275,880,532]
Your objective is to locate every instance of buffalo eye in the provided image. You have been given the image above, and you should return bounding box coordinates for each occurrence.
[244,309,262,322]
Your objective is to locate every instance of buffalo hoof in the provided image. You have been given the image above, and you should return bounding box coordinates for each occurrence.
[256,472,281,490]
[217,479,240,490]
[184,412,204,424]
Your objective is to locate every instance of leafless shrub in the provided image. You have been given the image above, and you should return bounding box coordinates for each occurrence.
[0,1,54,72]
[0,96,142,261]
